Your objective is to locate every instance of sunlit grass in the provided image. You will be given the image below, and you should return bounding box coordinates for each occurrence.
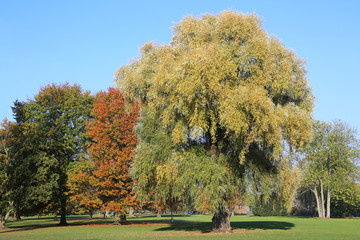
[1,214,360,239]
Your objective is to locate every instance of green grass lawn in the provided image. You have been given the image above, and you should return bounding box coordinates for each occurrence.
[1,214,359,239]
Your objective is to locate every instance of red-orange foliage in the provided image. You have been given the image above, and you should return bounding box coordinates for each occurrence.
[86,88,139,216]
[68,160,101,219]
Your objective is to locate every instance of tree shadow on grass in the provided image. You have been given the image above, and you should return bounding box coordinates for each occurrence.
[153,222,212,233]
[232,221,294,230]
[0,218,115,234]
[153,221,295,233]
[0,224,57,234]
[0,216,183,234]
[1,216,294,235]
[128,214,191,219]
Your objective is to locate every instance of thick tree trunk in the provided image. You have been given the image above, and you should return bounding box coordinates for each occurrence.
[114,214,128,225]
[312,185,323,218]
[58,195,68,226]
[212,206,232,233]
[89,211,93,220]
[326,189,331,218]
[128,207,135,217]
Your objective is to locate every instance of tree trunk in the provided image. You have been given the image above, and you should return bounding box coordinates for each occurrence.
[12,211,21,221]
[58,166,68,226]
[114,213,128,225]
[0,209,12,229]
[312,185,323,218]
[58,195,68,226]
[211,144,216,159]
[170,209,174,223]
[212,205,232,233]
[326,189,331,218]
[320,179,325,218]
[157,208,161,218]
[128,207,135,217]
[89,211,93,220]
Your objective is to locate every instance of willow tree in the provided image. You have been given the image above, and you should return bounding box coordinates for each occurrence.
[116,11,313,232]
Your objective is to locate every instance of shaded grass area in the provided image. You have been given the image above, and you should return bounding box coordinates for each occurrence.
[1,214,360,240]
[152,219,294,233]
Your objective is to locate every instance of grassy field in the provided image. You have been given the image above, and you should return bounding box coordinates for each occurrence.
[1,214,359,239]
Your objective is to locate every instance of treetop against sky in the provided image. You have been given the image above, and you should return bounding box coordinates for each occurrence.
[1,0,359,130]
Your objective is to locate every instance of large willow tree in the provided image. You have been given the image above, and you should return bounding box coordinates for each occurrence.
[116,11,313,232]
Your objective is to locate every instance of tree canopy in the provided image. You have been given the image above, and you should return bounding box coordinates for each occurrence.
[84,88,139,224]
[301,120,360,218]
[1,117,51,227]
[116,10,313,232]
[12,83,94,225]
[0,118,15,228]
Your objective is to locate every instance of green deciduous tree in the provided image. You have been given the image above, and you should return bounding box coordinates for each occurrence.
[11,104,62,218]
[301,120,360,218]
[0,117,39,227]
[116,11,313,232]
[331,184,360,218]
[0,118,15,228]
[13,83,94,225]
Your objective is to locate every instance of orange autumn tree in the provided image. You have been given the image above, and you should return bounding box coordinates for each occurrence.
[68,160,101,219]
[86,87,139,224]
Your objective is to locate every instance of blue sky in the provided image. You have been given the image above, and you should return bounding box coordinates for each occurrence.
[1,0,359,131]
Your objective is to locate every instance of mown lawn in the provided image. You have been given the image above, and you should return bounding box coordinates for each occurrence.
[1,214,359,239]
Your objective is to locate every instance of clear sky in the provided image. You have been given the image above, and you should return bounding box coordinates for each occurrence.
[1,0,359,131]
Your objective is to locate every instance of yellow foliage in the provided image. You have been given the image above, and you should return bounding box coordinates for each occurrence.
[116,10,313,158]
